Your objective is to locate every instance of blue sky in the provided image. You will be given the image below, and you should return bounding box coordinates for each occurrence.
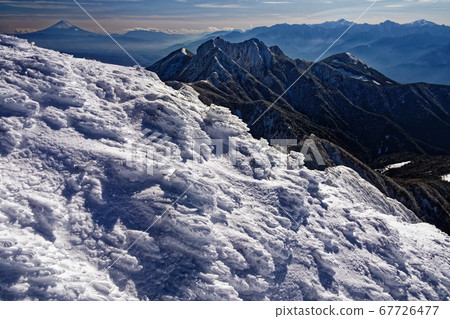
[1,0,449,34]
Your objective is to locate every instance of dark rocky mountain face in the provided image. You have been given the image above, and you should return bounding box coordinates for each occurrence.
[148,37,450,235]
[311,55,450,153]
[149,37,450,162]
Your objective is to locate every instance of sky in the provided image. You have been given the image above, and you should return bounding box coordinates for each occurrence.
[0,0,449,34]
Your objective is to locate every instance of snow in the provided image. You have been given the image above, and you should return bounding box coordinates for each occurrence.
[331,53,364,66]
[378,161,411,174]
[345,52,362,65]
[409,19,437,27]
[335,68,369,81]
[50,20,76,30]
[1,35,450,301]
[201,38,273,75]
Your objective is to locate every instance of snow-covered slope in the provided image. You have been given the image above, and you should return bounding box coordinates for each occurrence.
[1,35,449,301]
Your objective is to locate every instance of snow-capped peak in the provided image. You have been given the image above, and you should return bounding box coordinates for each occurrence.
[409,19,437,26]
[319,19,352,29]
[197,37,273,71]
[50,20,76,29]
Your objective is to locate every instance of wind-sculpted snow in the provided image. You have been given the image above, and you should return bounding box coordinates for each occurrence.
[0,35,449,301]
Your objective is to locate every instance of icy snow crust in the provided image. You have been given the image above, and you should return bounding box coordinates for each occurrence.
[0,35,449,301]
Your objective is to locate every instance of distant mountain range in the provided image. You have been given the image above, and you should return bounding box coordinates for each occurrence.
[15,19,450,85]
[15,20,201,66]
[148,37,450,235]
[181,19,450,85]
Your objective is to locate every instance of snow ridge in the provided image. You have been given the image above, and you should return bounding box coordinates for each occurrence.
[1,35,450,301]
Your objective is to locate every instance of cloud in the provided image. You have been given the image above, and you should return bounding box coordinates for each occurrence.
[403,0,446,2]
[262,1,292,4]
[1,0,449,34]
[14,27,38,34]
[0,0,104,9]
[385,4,407,8]
[207,26,235,31]
[125,27,160,32]
[0,0,73,9]
[195,3,245,8]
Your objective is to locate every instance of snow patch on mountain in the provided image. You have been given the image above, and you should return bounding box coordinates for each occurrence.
[1,35,450,301]
[378,161,412,174]
[409,19,437,27]
[335,68,369,82]
[319,19,352,29]
[344,52,363,65]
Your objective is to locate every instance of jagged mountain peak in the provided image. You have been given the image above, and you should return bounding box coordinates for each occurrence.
[196,36,226,52]
[198,37,267,54]
[155,38,285,78]
[196,37,275,71]
[149,37,282,84]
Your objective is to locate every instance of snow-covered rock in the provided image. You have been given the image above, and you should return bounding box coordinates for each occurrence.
[1,35,449,301]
